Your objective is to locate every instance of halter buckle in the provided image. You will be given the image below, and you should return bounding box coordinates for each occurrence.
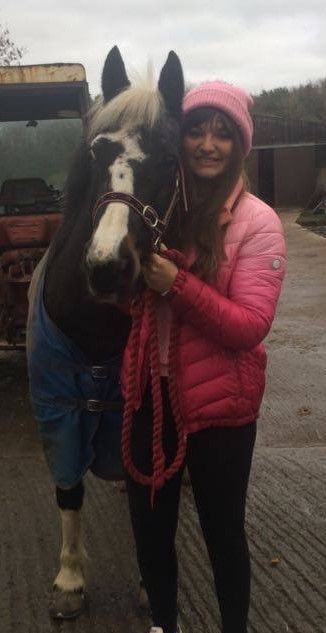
[142,205,159,228]
[91,365,109,379]
[86,399,105,413]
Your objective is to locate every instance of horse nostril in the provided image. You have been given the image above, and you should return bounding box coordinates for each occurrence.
[118,238,139,277]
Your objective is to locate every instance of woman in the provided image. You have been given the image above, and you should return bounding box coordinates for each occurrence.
[122,81,286,633]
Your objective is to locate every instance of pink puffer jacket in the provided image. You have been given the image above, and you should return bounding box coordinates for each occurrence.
[121,190,286,432]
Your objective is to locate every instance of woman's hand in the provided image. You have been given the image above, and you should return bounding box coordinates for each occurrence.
[142,247,178,294]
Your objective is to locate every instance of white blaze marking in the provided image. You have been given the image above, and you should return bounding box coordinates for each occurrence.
[89,130,146,263]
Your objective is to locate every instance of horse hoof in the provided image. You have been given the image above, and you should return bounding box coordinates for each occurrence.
[49,587,85,619]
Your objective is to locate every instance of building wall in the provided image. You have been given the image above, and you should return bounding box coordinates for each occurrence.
[245,145,317,208]
[274,146,315,207]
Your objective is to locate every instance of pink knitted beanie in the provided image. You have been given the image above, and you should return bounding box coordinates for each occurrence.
[183,81,254,156]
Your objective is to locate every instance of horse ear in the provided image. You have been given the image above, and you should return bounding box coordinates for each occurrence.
[101,46,131,102]
[158,51,184,120]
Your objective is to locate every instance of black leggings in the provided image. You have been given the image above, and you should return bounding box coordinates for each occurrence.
[125,381,256,633]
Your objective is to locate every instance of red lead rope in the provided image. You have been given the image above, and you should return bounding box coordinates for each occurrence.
[121,251,187,507]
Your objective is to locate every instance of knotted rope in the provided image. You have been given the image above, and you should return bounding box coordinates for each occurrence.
[121,250,187,506]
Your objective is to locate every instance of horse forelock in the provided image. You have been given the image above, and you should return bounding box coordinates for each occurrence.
[88,81,165,141]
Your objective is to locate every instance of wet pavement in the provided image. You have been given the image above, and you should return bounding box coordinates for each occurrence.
[0,210,325,633]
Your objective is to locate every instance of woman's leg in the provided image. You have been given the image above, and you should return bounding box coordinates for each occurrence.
[187,422,256,633]
[125,381,184,633]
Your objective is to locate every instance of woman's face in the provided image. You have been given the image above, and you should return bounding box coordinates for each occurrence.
[183,112,234,180]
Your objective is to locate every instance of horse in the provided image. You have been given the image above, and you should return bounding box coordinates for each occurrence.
[26,45,184,619]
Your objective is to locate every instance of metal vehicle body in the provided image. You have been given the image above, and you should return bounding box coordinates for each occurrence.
[0,63,90,345]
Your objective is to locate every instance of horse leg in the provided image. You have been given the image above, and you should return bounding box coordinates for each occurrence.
[49,481,87,619]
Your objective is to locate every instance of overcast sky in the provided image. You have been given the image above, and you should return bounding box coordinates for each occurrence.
[1,0,326,98]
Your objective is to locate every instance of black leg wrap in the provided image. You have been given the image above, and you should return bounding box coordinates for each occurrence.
[56,480,85,511]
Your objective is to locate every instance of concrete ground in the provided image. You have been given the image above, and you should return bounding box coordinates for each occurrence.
[0,210,325,633]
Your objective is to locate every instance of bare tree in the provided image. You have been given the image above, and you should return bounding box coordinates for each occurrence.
[0,23,24,65]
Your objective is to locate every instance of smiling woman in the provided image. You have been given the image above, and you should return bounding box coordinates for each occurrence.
[121,79,287,633]
[182,110,234,179]
[179,93,248,281]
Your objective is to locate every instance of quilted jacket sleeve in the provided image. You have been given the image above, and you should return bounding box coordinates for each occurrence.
[168,207,286,351]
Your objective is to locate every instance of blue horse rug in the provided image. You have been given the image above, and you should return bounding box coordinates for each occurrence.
[26,256,125,489]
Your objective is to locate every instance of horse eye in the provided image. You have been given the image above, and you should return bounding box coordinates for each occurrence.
[90,138,107,162]
[90,138,122,165]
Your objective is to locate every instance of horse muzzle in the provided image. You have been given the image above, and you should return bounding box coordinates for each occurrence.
[85,236,141,303]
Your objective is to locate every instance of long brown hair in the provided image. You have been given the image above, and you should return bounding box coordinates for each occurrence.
[181,107,245,281]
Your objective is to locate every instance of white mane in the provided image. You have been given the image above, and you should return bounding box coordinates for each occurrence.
[88,76,164,141]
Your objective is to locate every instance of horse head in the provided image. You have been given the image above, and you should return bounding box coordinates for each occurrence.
[84,46,184,303]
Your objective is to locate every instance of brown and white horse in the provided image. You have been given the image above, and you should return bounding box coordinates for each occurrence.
[27,45,184,618]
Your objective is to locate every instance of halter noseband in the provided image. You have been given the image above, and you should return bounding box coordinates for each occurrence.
[91,165,188,252]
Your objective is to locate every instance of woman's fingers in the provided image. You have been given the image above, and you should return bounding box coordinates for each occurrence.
[141,252,178,293]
